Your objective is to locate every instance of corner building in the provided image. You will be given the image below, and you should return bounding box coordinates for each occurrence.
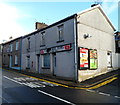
[21,5,120,82]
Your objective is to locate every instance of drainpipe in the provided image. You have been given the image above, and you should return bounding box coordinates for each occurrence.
[74,14,78,82]
[20,37,22,72]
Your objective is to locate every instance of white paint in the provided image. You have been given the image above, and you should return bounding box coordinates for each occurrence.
[86,89,95,93]
[21,82,45,88]
[3,76,23,85]
[98,92,110,96]
[14,77,37,81]
[14,77,58,87]
[38,90,76,105]
[114,96,120,98]
[0,95,10,103]
[4,76,45,88]
[41,81,58,87]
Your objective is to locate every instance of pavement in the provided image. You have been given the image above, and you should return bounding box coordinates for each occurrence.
[2,67,120,90]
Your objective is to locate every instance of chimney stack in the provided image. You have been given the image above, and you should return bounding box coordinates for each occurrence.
[35,22,48,30]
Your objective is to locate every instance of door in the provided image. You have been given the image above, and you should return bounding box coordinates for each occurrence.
[9,55,12,68]
[107,52,112,68]
[37,55,40,73]
[53,53,56,76]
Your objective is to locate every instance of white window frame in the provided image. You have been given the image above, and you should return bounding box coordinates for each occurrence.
[42,54,50,68]
[16,41,19,50]
[58,24,64,41]
[15,55,18,65]
[10,44,13,52]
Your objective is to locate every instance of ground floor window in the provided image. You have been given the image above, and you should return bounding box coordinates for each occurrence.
[15,55,18,65]
[79,47,98,70]
[26,56,30,69]
[42,54,50,68]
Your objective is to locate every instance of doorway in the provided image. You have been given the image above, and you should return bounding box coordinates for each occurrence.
[9,55,12,68]
[53,53,56,76]
[37,55,40,73]
[107,51,112,68]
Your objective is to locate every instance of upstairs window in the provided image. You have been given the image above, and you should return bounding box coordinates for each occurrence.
[40,32,45,46]
[10,44,13,52]
[58,24,64,42]
[16,41,19,50]
[28,38,30,49]
[27,38,30,52]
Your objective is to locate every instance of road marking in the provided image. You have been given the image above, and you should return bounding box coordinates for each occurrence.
[86,89,95,92]
[83,74,118,88]
[3,76,46,88]
[0,96,10,103]
[2,68,118,90]
[13,77,58,87]
[114,96,120,98]
[82,77,118,90]
[98,92,110,96]
[3,76,23,85]
[38,90,76,105]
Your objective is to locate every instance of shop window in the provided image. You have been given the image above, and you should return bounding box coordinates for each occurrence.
[58,24,64,42]
[89,49,98,69]
[79,48,89,70]
[42,54,50,68]
[79,47,98,70]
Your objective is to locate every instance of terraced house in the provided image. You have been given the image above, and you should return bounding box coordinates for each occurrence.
[2,37,22,70]
[2,5,120,82]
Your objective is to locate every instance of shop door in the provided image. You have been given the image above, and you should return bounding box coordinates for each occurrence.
[53,53,56,76]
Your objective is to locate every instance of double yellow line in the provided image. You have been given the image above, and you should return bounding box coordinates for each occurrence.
[2,68,118,90]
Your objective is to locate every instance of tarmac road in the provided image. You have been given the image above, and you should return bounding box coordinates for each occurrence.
[1,68,120,104]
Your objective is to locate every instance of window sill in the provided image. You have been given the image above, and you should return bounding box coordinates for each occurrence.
[56,40,64,43]
[26,67,30,69]
[42,67,50,69]
[40,45,45,47]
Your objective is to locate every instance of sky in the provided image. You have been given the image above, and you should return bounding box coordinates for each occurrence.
[0,1,119,43]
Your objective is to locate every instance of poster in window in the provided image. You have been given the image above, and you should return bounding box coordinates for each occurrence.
[90,49,98,69]
[80,48,89,69]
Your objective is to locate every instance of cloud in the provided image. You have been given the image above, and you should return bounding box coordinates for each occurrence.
[102,0,118,15]
[0,3,28,43]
